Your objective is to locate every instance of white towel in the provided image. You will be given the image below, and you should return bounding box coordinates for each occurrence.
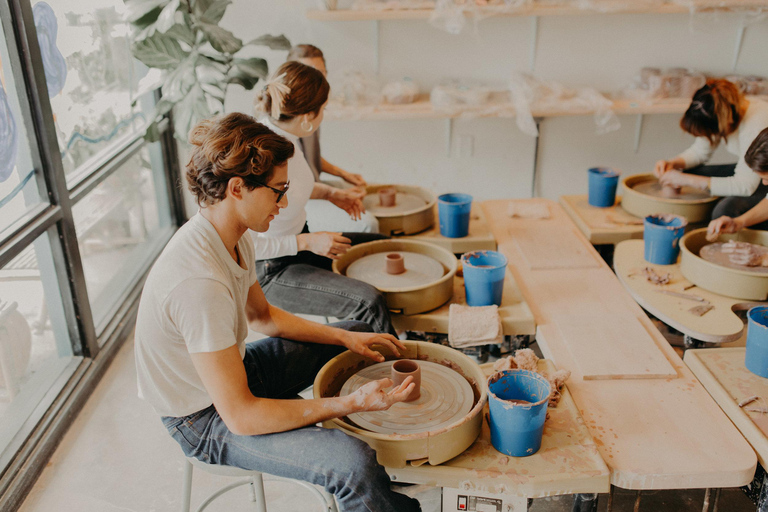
[448,304,503,349]
[507,201,550,219]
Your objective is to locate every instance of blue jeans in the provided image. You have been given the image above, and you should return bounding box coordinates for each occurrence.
[162,321,420,512]
[256,230,396,336]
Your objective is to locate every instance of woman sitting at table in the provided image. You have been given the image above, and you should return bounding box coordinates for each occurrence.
[253,61,395,335]
[707,127,768,268]
[134,112,420,512]
[655,79,768,220]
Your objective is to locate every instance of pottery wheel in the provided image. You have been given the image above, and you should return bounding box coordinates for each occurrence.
[363,193,427,215]
[346,251,444,289]
[632,181,710,201]
[339,360,474,435]
[700,243,768,274]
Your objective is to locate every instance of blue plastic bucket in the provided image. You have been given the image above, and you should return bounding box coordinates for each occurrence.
[438,193,473,238]
[461,250,507,306]
[643,214,687,265]
[488,369,551,457]
[587,167,620,207]
[746,306,768,378]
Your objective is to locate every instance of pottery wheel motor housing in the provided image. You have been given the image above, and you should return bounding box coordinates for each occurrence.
[333,239,457,315]
[621,174,719,224]
[362,184,436,236]
[313,340,487,468]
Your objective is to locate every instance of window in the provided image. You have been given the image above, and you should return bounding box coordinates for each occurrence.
[0,0,182,499]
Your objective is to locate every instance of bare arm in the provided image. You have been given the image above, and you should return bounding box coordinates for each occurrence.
[321,158,367,187]
[189,345,413,435]
[707,198,768,241]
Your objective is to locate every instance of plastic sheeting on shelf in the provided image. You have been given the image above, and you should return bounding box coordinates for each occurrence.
[508,72,620,136]
[382,78,420,104]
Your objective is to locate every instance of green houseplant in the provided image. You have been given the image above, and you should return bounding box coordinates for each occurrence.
[124,0,290,141]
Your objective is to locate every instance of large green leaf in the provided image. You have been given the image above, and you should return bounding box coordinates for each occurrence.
[126,0,169,26]
[197,22,242,54]
[245,34,291,51]
[154,0,181,33]
[161,54,197,102]
[173,84,211,141]
[132,33,190,69]
[227,58,267,90]
[165,22,196,47]
[199,0,231,24]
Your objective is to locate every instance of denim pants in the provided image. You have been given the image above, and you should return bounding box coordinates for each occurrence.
[256,230,397,336]
[162,321,420,512]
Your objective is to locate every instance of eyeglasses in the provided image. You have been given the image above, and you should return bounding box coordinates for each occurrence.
[260,180,290,203]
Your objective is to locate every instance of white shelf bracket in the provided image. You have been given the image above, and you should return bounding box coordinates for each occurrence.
[529,16,539,73]
[732,22,746,72]
[634,114,644,154]
[373,20,380,75]
[446,118,454,158]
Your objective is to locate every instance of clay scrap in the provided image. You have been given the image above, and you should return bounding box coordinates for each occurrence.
[492,349,570,407]
[641,266,671,285]
[507,201,550,220]
[739,395,760,408]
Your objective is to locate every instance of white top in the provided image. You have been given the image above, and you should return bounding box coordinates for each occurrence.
[251,119,316,260]
[676,98,768,197]
[134,213,258,417]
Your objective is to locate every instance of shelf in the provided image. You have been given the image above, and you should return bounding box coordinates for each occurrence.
[307,1,768,21]
[325,93,768,121]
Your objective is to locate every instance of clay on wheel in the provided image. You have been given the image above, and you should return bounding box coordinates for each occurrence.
[633,181,709,201]
[339,360,474,435]
[700,243,768,274]
[363,192,427,215]
[346,251,444,289]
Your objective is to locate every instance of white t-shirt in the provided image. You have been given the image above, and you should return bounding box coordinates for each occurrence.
[251,119,316,260]
[135,213,258,417]
[676,98,768,197]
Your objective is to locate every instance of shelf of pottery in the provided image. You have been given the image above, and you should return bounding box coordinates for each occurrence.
[325,70,768,126]
[308,0,768,21]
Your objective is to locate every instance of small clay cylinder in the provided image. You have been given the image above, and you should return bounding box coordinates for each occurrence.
[660,185,682,198]
[391,359,421,402]
[378,187,396,207]
[385,253,405,275]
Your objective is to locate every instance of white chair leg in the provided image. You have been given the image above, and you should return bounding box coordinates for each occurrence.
[250,472,267,512]
[181,460,193,512]
[325,491,339,512]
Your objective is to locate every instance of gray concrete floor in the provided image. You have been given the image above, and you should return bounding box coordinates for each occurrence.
[16,333,760,512]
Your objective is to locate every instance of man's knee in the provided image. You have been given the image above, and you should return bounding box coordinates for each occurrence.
[330,320,373,333]
[713,197,751,219]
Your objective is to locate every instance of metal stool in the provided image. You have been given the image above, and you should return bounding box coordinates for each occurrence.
[182,456,338,512]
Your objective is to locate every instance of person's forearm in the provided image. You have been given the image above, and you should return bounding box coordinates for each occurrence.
[738,199,768,228]
[321,157,344,177]
[226,394,361,436]
[310,182,334,200]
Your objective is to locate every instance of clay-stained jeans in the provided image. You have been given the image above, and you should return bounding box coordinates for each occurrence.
[161,321,420,512]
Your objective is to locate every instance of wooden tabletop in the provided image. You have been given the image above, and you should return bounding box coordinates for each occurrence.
[388,359,610,498]
[391,268,536,336]
[559,195,644,246]
[398,202,497,255]
[613,239,762,344]
[481,198,756,490]
[685,348,768,468]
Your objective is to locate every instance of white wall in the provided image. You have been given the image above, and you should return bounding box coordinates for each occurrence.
[221,1,768,203]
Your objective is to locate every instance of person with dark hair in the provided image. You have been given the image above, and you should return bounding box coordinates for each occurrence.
[282,44,379,233]
[655,79,768,220]
[707,127,768,262]
[134,112,421,512]
[253,61,396,336]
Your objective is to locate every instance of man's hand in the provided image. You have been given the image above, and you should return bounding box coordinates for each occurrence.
[721,240,767,267]
[341,331,407,362]
[329,188,365,221]
[659,170,709,191]
[350,377,415,412]
[707,216,744,242]
[298,232,351,259]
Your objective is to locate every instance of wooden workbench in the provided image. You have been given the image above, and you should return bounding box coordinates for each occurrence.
[559,195,644,246]
[482,198,756,490]
[388,359,610,498]
[399,202,497,254]
[685,348,768,468]
[613,239,762,344]
[391,269,536,336]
